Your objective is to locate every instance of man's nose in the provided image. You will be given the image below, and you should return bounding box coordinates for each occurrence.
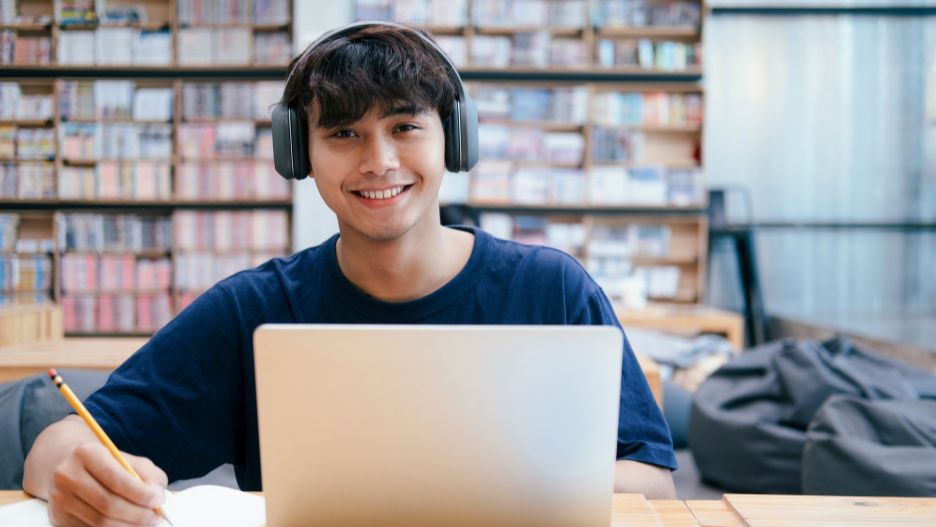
[358,134,400,176]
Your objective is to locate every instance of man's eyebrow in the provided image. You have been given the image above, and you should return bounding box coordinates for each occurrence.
[382,104,427,118]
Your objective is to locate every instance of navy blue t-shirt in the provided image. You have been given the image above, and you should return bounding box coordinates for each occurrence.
[83,226,676,490]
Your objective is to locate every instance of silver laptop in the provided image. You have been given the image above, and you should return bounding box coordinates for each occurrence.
[253,325,623,527]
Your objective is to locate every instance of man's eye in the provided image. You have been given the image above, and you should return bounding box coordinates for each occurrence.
[396,124,417,133]
[333,130,354,138]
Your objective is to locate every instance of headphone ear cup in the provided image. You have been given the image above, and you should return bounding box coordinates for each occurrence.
[442,109,457,173]
[462,93,479,172]
[293,110,310,179]
[272,103,296,180]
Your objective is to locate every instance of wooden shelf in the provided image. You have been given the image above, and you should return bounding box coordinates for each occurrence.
[182,117,273,124]
[412,25,464,35]
[63,250,170,258]
[0,23,51,31]
[178,23,290,31]
[0,119,53,126]
[457,202,707,212]
[62,118,172,124]
[60,23,170,31]
[479,120,584,132]
[595,26,700,39]
[474,26,583,37]
[593,123,702,132]
[591,159,701,168]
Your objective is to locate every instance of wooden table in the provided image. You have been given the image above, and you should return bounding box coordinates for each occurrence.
[0,338,147,385]
[2,491,934,526]
[616,303,746,351]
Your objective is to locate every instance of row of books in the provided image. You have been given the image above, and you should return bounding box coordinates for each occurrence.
[0,84,54,121]
[593,0,700,29]
[178,122,272,159]
[0,213,16,250]
[178,0,290,26]
[61,254,171,292]
[174,210,289,251]
[353,0,468,27]
[0,127,55,160]
[0,162,56,199]
[59,123,174,160]
[471,161,585,204]
[59,162,172,201]
[59,213,173,253]
[590,223,672,257]
[178,28,291,66]
[175,251,284,292]
[58,29,172,66]
[0,254,52,291]
[177,161,290,200]
[469,34,587,68]
[0,0,14,24]
[182,81,285,121]
[465,162,704,206]
[592,127,645,162]
[589,166,703,206]
[593,91,703,127]
[478,125,585,165]
[472,0,586,28]
[596,39,700,72]
[58,0,96,25]
[60,81,174,122]
[61,293,172,332]
[479,213,587,258]
[476,85,588,123]
[0,32,51,65]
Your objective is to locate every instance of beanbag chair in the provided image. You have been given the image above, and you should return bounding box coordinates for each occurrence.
[802,395,936,497]
[688,336,935,494]
[0,369,111,490]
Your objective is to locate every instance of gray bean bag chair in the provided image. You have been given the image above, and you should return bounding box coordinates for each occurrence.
[802,395,936,497]
[688,336,936,494]
[0,369,111,490]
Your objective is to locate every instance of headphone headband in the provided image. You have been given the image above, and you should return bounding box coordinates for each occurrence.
[282,20,468,107]
[272,21,479,180]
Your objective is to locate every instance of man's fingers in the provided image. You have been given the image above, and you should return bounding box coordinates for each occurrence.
[66,490,159,527]
[68,468,161,527]
[76,444,164,509]
[126,453,168,491]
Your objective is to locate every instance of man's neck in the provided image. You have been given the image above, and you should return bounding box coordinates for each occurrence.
[335,216,474,303]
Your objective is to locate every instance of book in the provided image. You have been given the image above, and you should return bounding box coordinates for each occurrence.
[59,213,172,253]
[174,209,289,251]
[177,28,213,65]
[254,31,291,65]
[133,88,174,122]
[134,31,172,65]
[95,28,135,65]
[57,31,95,65]
[0,82,53,120]
[0,32,51,65]
[1,162,56,198]
[59,81,95,121]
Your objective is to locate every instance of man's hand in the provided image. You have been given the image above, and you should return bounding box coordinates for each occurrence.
[24,415,168,527]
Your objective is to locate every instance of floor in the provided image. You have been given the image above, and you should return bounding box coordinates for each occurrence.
[169,449,727,500]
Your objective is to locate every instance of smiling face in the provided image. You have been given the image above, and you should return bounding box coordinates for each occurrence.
[309,105,447,242]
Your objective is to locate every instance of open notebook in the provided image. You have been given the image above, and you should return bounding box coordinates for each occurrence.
[0,485,265,527]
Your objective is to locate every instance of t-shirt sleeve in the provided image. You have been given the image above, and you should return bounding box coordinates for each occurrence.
[82,285,246,483]
[571,289,678,470]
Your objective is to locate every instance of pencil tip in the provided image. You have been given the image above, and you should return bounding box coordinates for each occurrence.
[48,368,57,378]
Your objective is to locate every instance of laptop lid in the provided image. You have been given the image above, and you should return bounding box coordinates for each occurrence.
[254,325,623,527]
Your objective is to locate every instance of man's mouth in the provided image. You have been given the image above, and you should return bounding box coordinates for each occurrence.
[354,185,410,200]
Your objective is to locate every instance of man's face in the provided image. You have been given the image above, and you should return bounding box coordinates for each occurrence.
[308,105,446,242]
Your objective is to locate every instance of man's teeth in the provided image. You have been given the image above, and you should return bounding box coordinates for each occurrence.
[360,186,405,199]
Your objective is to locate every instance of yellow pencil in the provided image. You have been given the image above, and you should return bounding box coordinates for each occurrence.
[48,369,173,526]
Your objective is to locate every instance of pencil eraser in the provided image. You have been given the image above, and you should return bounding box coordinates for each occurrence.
[48,368,57,378]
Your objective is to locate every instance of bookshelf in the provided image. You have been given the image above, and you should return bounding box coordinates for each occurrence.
[399,0,710,306]
[0,0,293,336]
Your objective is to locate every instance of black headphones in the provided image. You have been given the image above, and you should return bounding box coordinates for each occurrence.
[271,21,479,181]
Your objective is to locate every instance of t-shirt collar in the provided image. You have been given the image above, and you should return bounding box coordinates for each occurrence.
[322,226,492,322]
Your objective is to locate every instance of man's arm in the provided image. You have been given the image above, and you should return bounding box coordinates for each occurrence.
[614,459,677,499]
[23,414,167,527]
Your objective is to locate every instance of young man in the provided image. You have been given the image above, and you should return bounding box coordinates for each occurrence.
[24,24,677,526]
